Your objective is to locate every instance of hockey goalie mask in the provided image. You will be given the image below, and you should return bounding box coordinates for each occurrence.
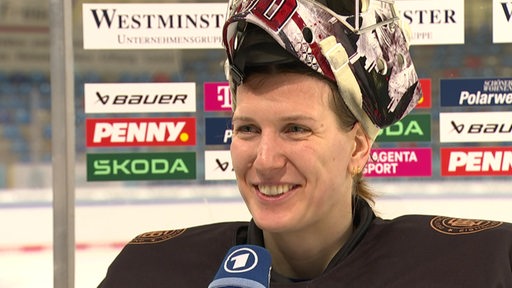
[222,0,422,140]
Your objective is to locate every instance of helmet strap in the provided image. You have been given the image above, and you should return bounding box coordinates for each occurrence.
[319,36,379,140]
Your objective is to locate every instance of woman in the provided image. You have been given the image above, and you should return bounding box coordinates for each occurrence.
[231,64,371,280]
[99,0,512,287]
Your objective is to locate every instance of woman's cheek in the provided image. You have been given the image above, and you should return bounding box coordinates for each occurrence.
[230,140,250,172]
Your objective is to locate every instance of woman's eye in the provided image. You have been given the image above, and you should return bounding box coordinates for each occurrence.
[285,125,310,134]
[234,125,259,134]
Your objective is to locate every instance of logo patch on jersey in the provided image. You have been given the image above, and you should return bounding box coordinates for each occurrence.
[129,229,186,244]
[430,216,502,235]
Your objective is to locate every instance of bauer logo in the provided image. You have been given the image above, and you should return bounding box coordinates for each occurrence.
[87,152,196,181]
[395,0,464,45]
[82,3,226,49]
[493,0,512,43]
[439,112,512,143]
[205,117,232,145]
[364,148,432,177]
[375,114,431,142]
[441,147,512,176]
[86,117,196,147]
[84,82,196,114]
[440,78,512,107]
[204,82,232,111]
[204,150,235,181]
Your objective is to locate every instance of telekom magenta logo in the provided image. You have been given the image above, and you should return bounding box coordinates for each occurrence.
[204,82,232,111]
[364,147,432,177]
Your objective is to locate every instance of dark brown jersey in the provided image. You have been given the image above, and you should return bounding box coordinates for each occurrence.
[98,199,512,287]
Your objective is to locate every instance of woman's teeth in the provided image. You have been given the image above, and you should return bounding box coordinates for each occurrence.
[258,184,293,196]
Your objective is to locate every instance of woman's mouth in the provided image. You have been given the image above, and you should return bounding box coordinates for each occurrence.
[257,184,296,196]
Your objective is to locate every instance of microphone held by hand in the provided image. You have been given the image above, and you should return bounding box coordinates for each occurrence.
[208,245,272,288]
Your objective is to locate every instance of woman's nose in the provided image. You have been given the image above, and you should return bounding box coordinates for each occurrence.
[253,132,286,173]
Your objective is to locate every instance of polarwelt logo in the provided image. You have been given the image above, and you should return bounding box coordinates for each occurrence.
[441,147,512,176]
[440,78,512,107]
[86,117,196,147]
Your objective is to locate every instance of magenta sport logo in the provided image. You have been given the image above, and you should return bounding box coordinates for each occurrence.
[364,147,432,177]
[204,82,232,112]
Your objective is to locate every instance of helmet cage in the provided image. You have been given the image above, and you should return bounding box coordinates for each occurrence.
[222,0,422,140]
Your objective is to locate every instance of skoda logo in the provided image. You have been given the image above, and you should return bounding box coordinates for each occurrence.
[223,247,258,273]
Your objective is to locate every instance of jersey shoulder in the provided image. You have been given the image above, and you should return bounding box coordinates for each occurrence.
[369,214,512,255]
[99,221,249,288]
[127,221,248,246]
[343,215,512,286]
[387,214,512,236]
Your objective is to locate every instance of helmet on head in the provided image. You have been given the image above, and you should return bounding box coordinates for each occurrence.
[222,0,422,140]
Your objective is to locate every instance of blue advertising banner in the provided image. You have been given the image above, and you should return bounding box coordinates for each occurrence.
[440,78,512,107]
[205,117,232,145]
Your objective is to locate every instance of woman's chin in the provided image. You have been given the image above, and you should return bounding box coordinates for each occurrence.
[253,213,294,233]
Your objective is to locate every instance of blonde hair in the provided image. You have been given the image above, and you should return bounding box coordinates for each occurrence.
[325,79,376,204]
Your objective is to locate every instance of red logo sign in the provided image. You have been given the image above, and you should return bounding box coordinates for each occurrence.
[86,117,196,147]
[441,147,512,176]
[416,78,431,109]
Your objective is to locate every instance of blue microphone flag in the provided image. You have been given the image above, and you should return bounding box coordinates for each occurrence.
[208,245,272,288]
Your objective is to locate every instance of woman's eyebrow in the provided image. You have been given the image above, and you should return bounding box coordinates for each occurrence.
[232,115,315,123]
[279,115,315,122]
[231,115,254,123]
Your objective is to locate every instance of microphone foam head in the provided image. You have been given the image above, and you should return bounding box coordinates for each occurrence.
[208,245,272,288]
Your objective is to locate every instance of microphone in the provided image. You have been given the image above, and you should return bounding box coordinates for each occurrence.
[208,245,272,288]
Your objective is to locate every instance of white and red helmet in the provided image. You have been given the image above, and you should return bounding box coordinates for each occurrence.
[222,0,422,140]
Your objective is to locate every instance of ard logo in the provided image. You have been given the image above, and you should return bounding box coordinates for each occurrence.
[224,247,258,273]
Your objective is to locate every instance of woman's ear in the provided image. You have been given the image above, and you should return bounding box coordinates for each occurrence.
[349,123,372,174]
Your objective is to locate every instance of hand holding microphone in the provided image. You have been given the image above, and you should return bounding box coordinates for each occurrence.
[208,245,272,288]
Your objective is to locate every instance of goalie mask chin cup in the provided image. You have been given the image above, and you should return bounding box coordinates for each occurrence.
[222,0,422,140]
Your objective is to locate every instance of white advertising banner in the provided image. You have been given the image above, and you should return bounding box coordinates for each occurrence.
[84,82,196,114]
[82,3,227,49]
[439,112,512,143]
[493,0,512,43]
[395,0,465,45]
[204,150,236,181]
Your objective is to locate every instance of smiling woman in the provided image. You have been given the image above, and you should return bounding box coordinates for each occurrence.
[230,71,368,279]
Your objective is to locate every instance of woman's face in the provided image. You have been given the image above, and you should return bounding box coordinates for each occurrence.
[231,72,361,234]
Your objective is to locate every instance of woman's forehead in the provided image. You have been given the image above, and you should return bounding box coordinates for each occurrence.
[238,72,331,100]
[235,73,333,117]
